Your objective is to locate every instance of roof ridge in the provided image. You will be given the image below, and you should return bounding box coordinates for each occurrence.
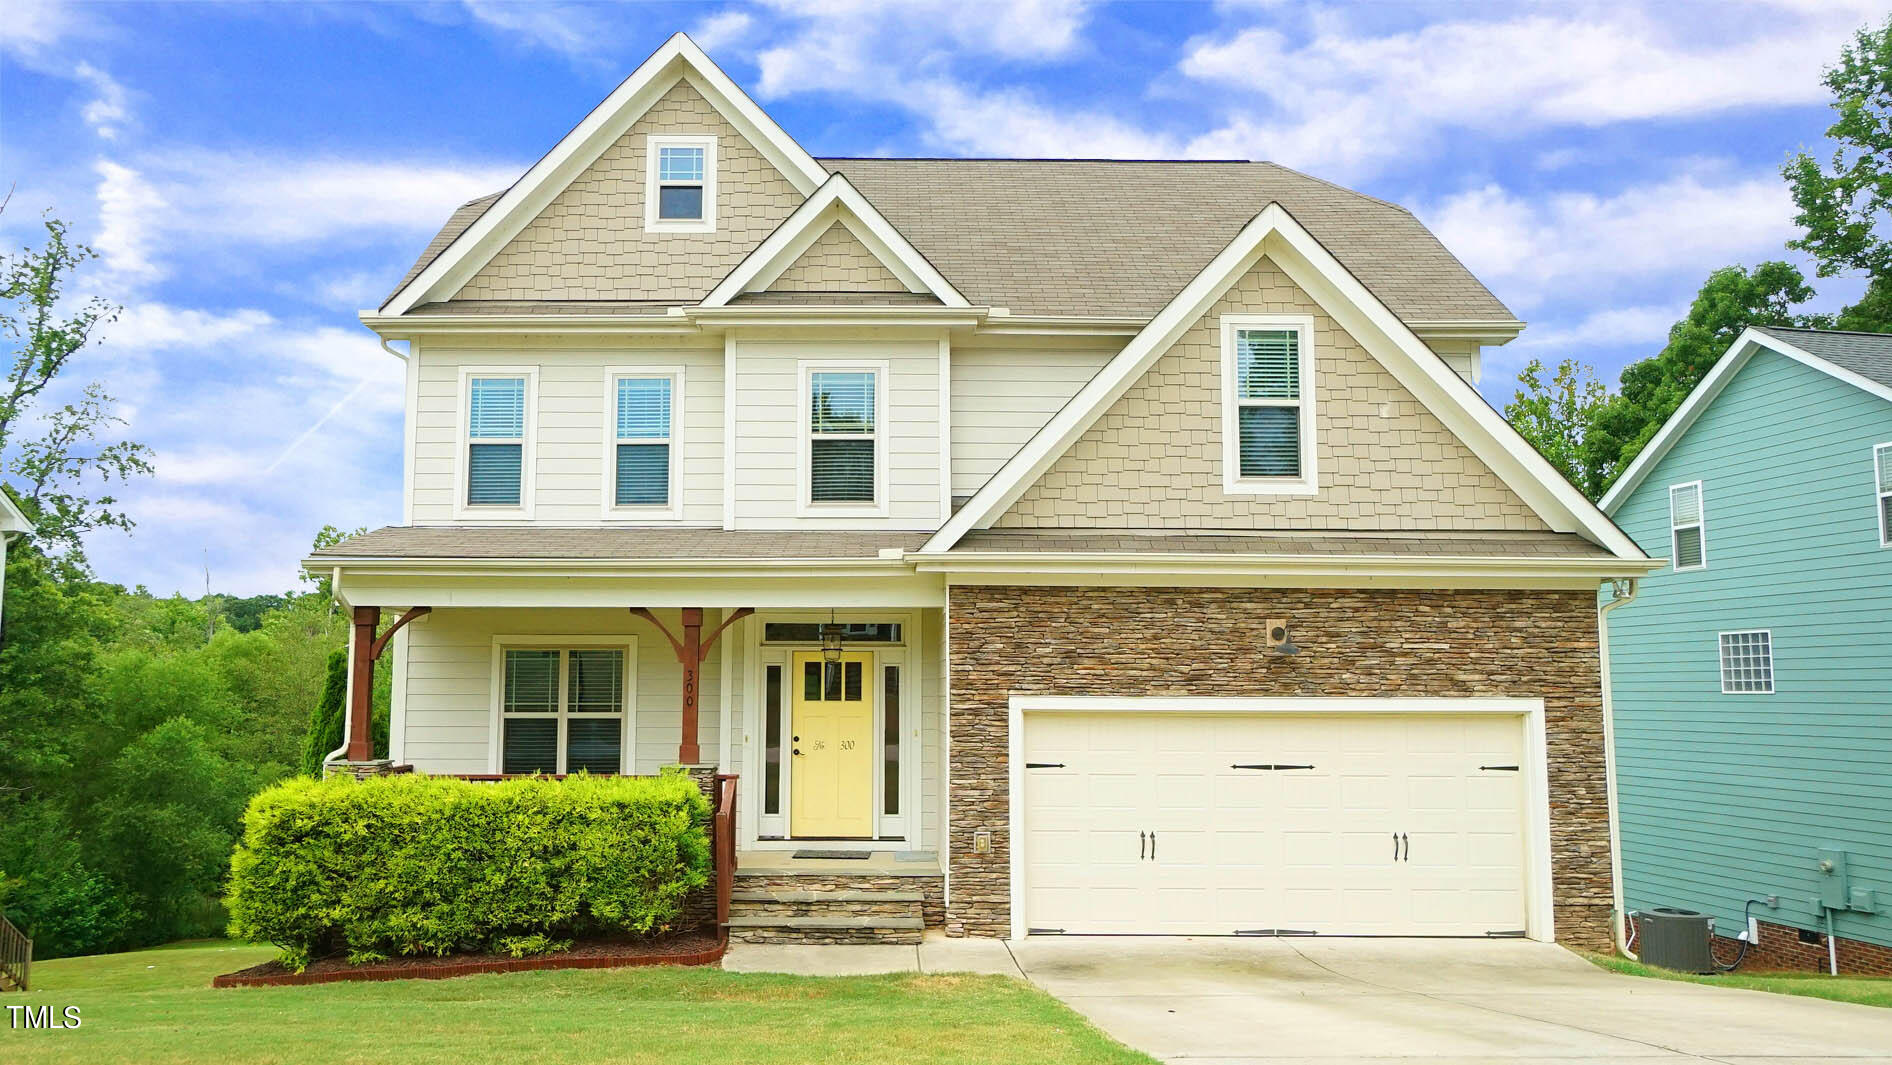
[1758,324,1892,339]
[1249,160,1406,213]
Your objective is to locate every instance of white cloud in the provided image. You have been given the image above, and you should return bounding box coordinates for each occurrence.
[1177,3,1877,179]
[74,61,128,139]
[1419,170,1798,309]
[0,0,89,61]
[93,160,166,283]
[690,9,755,53]
[459,0,617,60]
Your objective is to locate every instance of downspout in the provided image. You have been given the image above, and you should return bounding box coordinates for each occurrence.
[322,566,350,772]
[1599,577,1640,959]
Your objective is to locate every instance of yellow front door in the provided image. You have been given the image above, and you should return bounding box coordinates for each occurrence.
[789,651,876,838]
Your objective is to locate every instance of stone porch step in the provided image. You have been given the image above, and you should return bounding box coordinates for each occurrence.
[732,889,924,903]
[726,915,924,946]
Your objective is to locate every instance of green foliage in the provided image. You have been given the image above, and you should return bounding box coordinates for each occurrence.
[0,210,153,558]
[1504,358,1612,500]
[1576,262,1823,497]
[0,798,129,957]
[301,648,349,776]
[1785,16,1892,283]
[226,773,711,970]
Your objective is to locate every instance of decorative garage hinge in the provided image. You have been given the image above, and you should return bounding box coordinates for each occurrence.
[1230,764,1316,771]
[1235,928,1317,937]
[1028,928,1066,935]
[1479,765,1521,771]
[1486,930,1528,938]
[1025,762,1066,769]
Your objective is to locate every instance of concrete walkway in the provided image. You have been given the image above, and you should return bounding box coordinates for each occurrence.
[726,935,1892,1063]
[1011,936,1892,1064]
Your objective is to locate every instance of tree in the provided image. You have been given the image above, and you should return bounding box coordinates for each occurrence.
[1505,358,1612,499]
[1784,16,1892,331]
[1587,262,1822,488]
[0,208,152,560]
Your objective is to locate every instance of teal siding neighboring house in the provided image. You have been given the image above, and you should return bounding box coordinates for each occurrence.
[1601,327,1892,962]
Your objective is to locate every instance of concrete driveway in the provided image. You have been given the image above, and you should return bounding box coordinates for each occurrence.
[1010,936,1892,1064]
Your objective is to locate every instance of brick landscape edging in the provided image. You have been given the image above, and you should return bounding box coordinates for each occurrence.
[211,941,724,988]
[945,585,1614,950]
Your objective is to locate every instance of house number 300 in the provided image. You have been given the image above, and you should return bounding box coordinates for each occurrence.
[839,740,855,751]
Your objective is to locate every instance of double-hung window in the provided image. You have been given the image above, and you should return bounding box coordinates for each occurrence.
[1222,314,1316,494]
[804,367,881,508]
[465,373,530,510]
[1875,443,1891,547]
[607,371,679,516]
[500,646,630,774]
[1719,631,1774,694]
[645,135,715,232]
[1669,481,1705,571]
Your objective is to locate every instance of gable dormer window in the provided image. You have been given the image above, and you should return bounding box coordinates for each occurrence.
[645,135,716,233]
[1221,313,1317,495]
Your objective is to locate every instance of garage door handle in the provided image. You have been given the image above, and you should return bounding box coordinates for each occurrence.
[1149,831,1156,860]
[1401,832,1409,862]
[1393,832,1399,861]
[1139,831,1146,860]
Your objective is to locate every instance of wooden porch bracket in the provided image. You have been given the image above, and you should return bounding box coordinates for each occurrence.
[345,605,432,762]
[629,607,755,765]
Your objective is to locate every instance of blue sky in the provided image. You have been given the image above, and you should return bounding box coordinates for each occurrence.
[0,0,1880,595]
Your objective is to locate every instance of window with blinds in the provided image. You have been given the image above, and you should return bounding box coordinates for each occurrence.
[1236,328,1303,478]
[1875,443,1891,547]
[467,375,526,507]
[501,646,627,775]
[614,375,673,508]
[1669,481,1705,571]
[808,370,877,504]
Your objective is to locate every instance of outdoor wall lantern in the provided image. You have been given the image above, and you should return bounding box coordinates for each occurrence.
[820,610,846,664]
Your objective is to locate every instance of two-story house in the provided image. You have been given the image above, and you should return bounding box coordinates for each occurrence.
[1601,327,1892,974]
[308,34,1658,947]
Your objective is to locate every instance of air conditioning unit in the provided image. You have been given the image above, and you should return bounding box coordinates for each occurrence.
[1639,907,1715,973]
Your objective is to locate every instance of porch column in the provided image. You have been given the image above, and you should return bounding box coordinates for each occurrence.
[678,608,704,765]
[345,605,379,761]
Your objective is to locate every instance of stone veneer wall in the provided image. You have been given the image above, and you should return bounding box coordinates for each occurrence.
[767,221,905,291]
[995,256,1548,530]
[459,79,803,303]
[945,585,1614,950]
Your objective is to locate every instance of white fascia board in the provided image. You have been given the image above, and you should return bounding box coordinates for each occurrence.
[920,206,1287,552]
[379,32,827,316]
[922,203,1645,558]
[0,489,31,534]
[913,552,1659,590]
[1602,327,1892,514]
[700,174,969,308]
[1409,319,1527,344]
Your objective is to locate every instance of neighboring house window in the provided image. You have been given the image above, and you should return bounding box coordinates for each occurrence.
[501,647,628,774]
[1669,481,1706,571]
[1876,442,1891,547]
[607,371,680,515]
[466,374,528,509]
[1221,314,1317,494]
[1718,631,1774,695]
[805,367,881,507]
[644,135,716,233]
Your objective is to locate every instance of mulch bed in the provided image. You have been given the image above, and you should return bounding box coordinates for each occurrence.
[213,928,723,988]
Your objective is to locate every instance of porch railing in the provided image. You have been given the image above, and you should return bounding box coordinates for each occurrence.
[0,912,30,992]
[711,774,738,937]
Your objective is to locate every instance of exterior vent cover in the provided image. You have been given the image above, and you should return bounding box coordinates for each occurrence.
[1639,907,1715,973]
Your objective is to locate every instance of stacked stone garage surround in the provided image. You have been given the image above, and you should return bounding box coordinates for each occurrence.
[944,585,1615,950]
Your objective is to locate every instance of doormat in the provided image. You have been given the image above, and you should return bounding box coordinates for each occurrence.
[792,849,870,860]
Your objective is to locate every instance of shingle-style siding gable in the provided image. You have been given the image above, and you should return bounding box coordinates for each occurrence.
[457,79,803,303]
[765,221,905,292]
[1606,346,1892,951]
[994,255,1547,530]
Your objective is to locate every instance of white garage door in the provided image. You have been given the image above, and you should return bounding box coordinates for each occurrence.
[1021,712,1528,937]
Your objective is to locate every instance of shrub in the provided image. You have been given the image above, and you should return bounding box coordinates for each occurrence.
[225,771,710,969]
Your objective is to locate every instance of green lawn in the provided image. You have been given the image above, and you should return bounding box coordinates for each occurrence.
[1587,953,1892,1009]
[3,940,1154,1065]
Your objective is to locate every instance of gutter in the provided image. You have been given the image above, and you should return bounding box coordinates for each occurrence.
[1597,577,1640,959]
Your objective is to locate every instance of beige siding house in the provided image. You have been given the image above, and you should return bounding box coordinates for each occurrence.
[312,33,1658,949]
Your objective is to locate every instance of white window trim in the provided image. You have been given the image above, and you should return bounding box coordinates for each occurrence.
[1668,480,1706,572]
[1875,442,1891,548]
[1717,629,1775,696]
[796,359,890,518]
[600,366,685,522]
[644,134,717,234]
[454,366,537,521]
[488,636,638,775]
[1220,313,1318,496]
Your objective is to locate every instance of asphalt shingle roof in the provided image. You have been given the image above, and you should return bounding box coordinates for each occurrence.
[386,160,1514,324]
[1754,326,1892,391]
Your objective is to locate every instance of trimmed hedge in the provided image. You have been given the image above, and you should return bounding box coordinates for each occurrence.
[226,772,710,970]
